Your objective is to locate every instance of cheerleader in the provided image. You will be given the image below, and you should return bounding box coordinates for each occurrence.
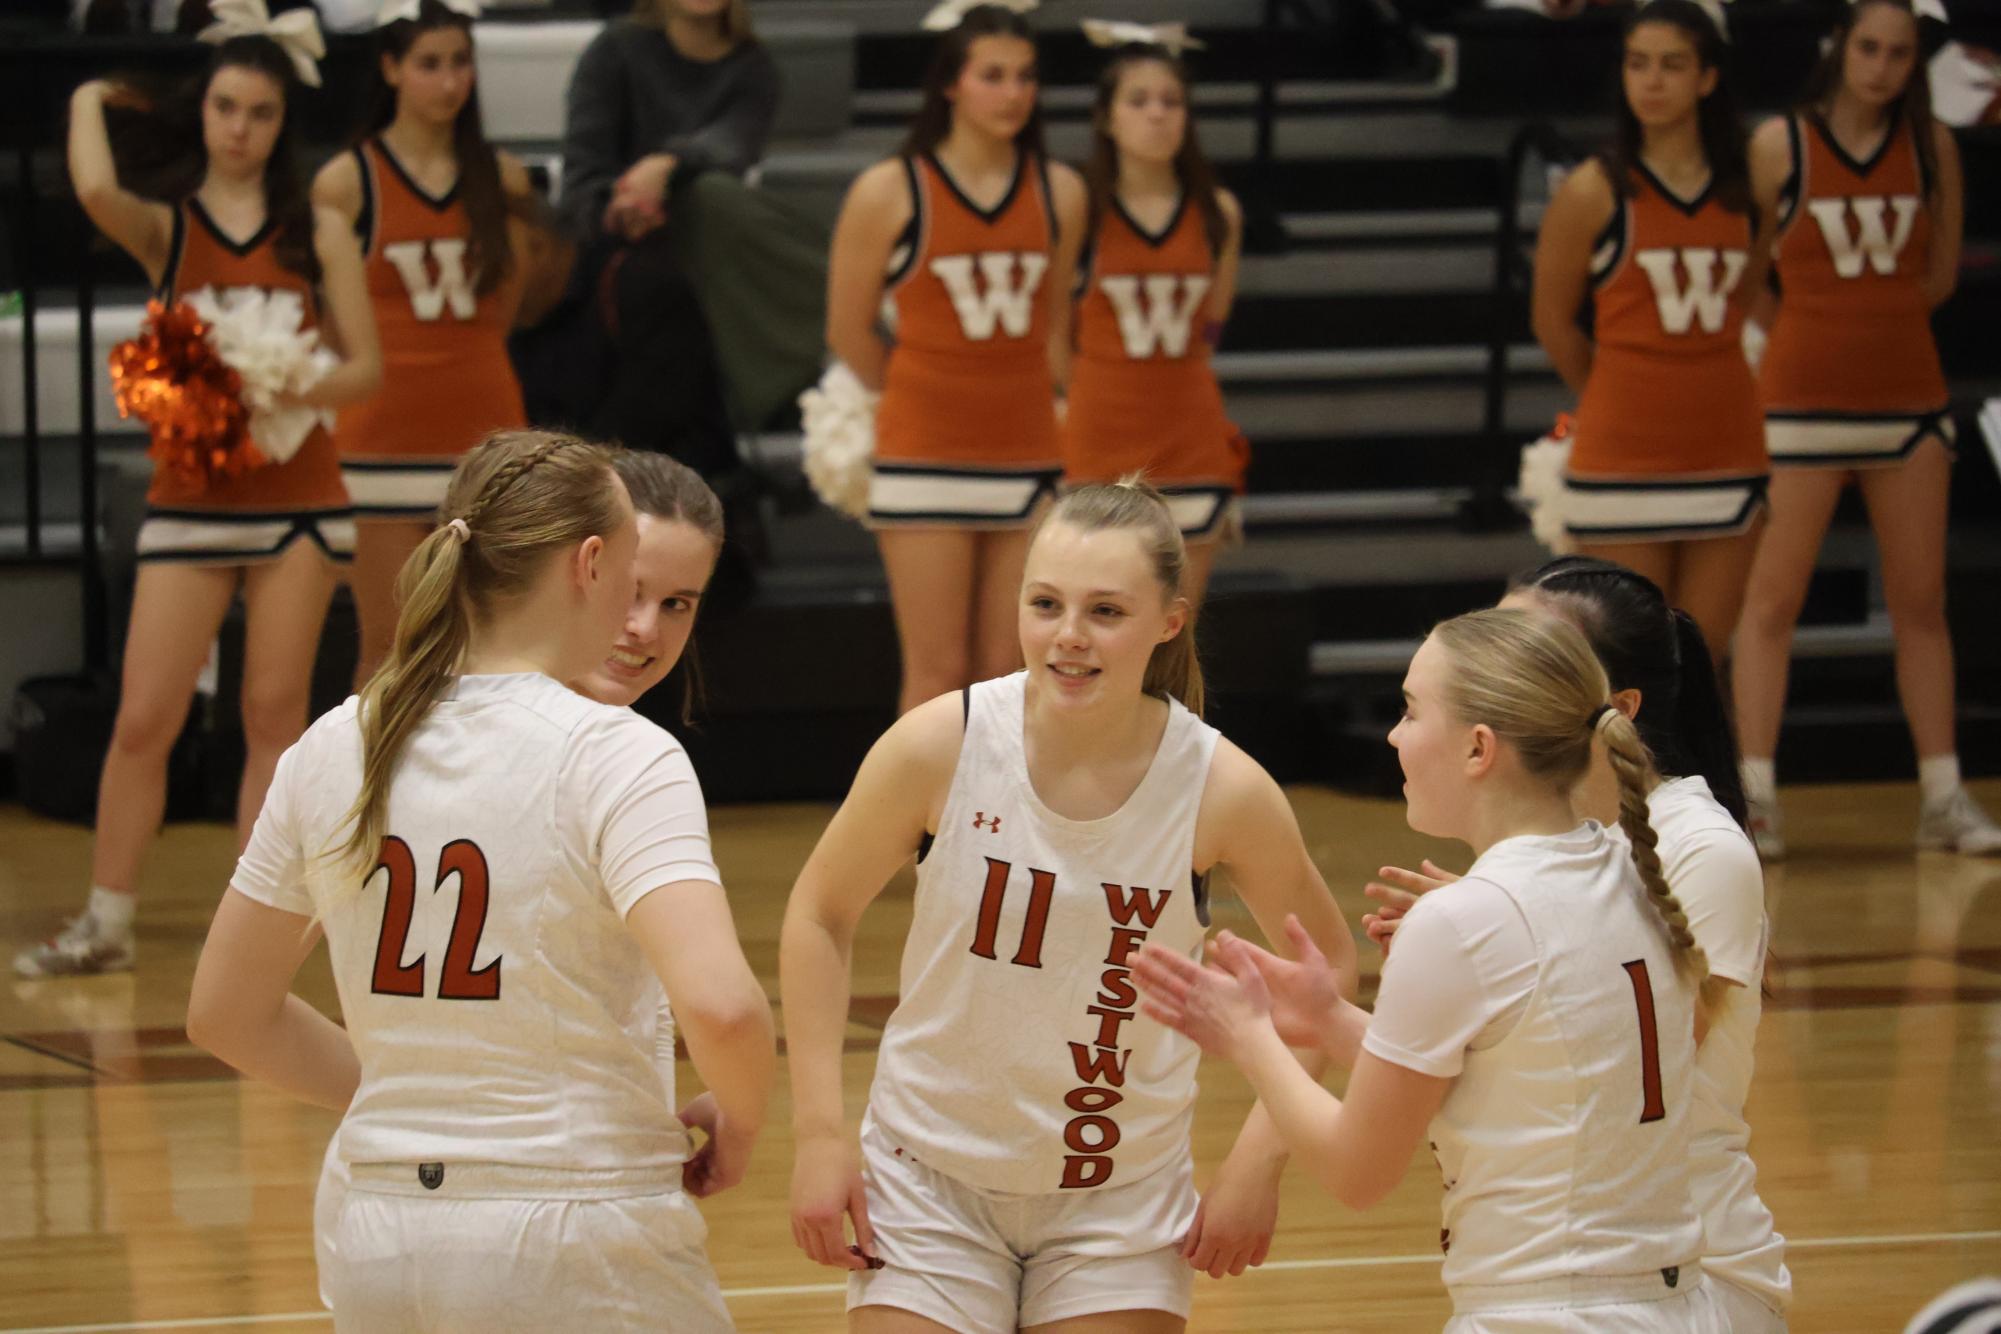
[190,431,773,1332]
[1063,22,1245,609]
[1731,0,1997,858]
[1369,558,1792,1331]
[1531,0,1769,666]
[826,0,1087,714]
[18,5,382,979]
[783,480,1355,1331]
[314,0,534,687]
[1137,608,1728,1332]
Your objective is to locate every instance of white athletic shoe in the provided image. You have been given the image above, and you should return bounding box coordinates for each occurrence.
[1917,787,2001,856]
[1746,793,1786,861]
[12,913,135,979]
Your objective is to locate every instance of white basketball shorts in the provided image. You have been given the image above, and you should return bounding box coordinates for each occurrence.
[848,1121,1197,1332]
[320,1159,731,1333]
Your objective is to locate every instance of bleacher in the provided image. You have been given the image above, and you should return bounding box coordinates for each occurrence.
[3,0,1998,803]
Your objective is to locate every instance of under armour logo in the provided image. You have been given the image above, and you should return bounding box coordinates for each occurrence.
[1662,1266,1679,1289]
[418,1162,444,1190]
[973,812,1001,833]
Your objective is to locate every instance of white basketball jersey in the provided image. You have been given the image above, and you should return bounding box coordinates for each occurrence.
[1430,829,1703,1295]
[230,673,720,1176]
[868,671,1217,1195]
[1644,778,1791,1310]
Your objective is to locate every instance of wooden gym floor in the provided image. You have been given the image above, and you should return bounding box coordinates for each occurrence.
[2,781,1999,1333]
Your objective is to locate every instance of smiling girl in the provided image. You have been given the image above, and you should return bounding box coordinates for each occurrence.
[782,478,1353,1333]
[1137,607,1726,1332]
[315,0,537,686]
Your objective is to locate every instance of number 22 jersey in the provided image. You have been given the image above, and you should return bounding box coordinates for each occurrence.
[228,672,720,1175]
[867,671,1217,1195]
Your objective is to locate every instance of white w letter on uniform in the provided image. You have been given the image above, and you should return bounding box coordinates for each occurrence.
[1635,247,1747,335]
[1808,196,1919,279]
[384,238,476,321]
[1101,274,1212,358]
[929,252,1049,340]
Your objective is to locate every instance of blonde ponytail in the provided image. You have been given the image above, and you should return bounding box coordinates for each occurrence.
[1431,607,1708,983]
[1039,476,1203,715]
[336,429,626,870]
[1597,708,1709,981]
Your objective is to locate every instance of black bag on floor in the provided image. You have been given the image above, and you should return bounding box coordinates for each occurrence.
[10,672,217,825]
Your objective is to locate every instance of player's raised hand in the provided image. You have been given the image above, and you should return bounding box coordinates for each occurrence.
[1362,861,1459,957]
[677,1092,754,1198]
[790,1135,881,1272]
[1216,916,1348,1050]
[1135,935,1274,1060]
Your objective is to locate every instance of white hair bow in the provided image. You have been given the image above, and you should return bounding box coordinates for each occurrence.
[1691,0,1730,41]
[377,0,482,26]
[198,0,326,88]
[921,0,1038,34]
[1081,19,1206,54]
[1909,0,1948,21]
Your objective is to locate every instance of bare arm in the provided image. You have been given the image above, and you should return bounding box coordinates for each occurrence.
[824,160,910,393]
[1206,189,1244,328]
[300,205,381,409]
[1924,122,1964,309]
[1531,160,1614,398]
[1198,742,1359,1189]
[781,692,960,1269]
[187,890,358,1112]
[69,80,173,283]
[627,879,775,1156]
[1738,117,1791,322]
[311,149,363,230]
[1045,162,1089,391]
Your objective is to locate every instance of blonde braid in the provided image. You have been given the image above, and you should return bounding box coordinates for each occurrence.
[456,435,569,531]
[1598,708,1709,982]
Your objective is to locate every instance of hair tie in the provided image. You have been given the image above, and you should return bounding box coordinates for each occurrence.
[446,517,471,544]
[922,0,1037,32]
[377,0,481,25]
[1081,19,1207,54]
[198,0,326,87]
[1588,703,1615,732]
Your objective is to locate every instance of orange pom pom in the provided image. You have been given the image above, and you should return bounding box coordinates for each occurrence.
[109,300,266,490]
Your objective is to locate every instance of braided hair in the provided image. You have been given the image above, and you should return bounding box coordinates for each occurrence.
[337,429,626,869]
[1431,608,1709,981]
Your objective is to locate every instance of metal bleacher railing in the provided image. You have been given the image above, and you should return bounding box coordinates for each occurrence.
[1474,118,1584,529]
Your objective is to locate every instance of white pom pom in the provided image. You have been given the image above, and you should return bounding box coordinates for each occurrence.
[186,285,336,465]
[797,361,880,521]
[1517,423,1576,556]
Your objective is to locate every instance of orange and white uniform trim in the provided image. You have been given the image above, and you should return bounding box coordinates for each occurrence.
[1760,114,1951,467]
[868,152,1063,529]
[1062,194,1246,541]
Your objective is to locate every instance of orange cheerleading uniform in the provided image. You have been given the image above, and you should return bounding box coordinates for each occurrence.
[1565,164,1767,543]
[1062,194,1246,541]
[143,199,354,564]
[1760,115,1949,467]
[335,139,526,519]
[868,152,1062,528]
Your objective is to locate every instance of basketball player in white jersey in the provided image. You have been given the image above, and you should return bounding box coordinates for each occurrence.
[1366,557,1791,1331]
[782,479,1356,1332]
[1137,607,1727,1332]
[307,447,733,1316]
[187,431,773,1333]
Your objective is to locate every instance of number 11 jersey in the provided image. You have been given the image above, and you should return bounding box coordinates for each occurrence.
[229,672,721,1176]
[868,671,1217,1195]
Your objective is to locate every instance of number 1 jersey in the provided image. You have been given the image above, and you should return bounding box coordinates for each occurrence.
[868,671,1217,1195]
[229,672,721,1175]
